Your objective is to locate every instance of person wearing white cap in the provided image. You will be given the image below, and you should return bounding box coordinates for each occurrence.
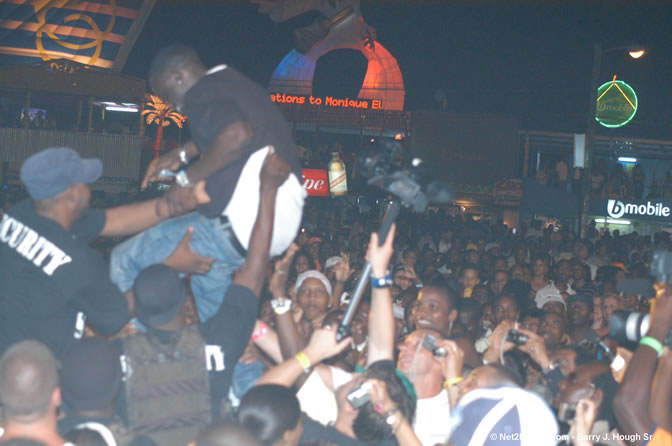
[295,270,333,333]
[536,294,567,315]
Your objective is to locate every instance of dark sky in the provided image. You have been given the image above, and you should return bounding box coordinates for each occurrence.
[123,1,672,139]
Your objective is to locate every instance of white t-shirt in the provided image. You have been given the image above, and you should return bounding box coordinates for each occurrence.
[535,281,574,304]
[224,146,306,257]
[414,388,452,446]
[297,366,353,425]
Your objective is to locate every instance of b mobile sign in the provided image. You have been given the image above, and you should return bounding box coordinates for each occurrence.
[607,199,671,219]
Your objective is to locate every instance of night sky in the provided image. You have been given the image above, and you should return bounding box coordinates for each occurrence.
[123,0,672,139]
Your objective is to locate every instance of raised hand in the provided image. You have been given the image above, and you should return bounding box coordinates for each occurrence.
[333,252,354,283]
[260,146,291,191]
[303,325,352,365]
[516,328,551,370]
[365,224,396,277]
[433,339,465,379]
[269,243,299,297]
[571,398,598,445]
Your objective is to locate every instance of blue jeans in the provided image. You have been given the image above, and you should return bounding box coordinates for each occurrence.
[110,212,245,322]
[232,361,265,400]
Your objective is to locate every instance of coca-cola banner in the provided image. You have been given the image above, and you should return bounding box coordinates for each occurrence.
[302,168,329,197]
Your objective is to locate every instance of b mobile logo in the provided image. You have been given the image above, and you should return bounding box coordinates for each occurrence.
[607,200,671,219]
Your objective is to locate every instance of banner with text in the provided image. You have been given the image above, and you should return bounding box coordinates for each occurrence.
[302,168,329,197]
[271,93,383,110]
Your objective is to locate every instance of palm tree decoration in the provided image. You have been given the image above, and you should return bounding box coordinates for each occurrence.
[142,94,185,159]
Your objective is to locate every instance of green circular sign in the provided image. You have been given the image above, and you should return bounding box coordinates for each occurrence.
[595,79,638,128]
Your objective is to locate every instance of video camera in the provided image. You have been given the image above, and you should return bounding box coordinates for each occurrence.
[358,140,452,213]
[336,140,451,342]
[609,251,672,345]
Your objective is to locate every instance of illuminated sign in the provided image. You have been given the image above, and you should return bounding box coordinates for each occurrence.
[607,199,670,219]
[302,168,330,196]
[595,78,638,128]
[270,93,383,110]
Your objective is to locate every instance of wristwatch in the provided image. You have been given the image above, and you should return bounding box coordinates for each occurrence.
[175,170,193,188]
[178,148,189,164]
[385,408,400,430]
[271,297,293,315]
[370,273,393,288]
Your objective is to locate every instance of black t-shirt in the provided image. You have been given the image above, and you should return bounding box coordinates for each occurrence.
[0,200,129,357]
[183,66,302,217]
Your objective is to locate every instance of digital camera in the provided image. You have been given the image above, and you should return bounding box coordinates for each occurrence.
[421,333,447,357]
[506,330,529,346]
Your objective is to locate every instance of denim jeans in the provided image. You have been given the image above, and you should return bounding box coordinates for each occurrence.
[232,360,265,400]
[109,212,245,322]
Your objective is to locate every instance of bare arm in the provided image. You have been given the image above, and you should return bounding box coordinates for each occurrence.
[233,148,288,295]
[275,311,307,360]
[651,347,672,431]
[435,339,465,410]
[185,120,252,184]
[253,320,284,364]
[367,225,396,365]
[101,198,170,237]
[256,326,351,387]
[369,379,422,446]
[329,254,353,309]
[268,244,307,359]
[613,285,672,442]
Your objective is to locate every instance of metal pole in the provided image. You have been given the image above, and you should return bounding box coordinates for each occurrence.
[337,199,401,341]
[579,42,602,238]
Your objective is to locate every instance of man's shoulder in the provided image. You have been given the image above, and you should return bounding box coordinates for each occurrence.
[187,66,254,100]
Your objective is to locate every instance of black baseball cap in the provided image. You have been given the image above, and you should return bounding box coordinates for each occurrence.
[133,264,186,327]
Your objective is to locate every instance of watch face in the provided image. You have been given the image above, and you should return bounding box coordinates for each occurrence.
[272,298,292,313]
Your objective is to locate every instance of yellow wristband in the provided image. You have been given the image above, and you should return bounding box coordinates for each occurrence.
[295,351,312,372]
[444,376,464,388]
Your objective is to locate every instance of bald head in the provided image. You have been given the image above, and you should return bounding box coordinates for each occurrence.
[149,44,204,80]
[0,340,59,419]
[148,44,207,113]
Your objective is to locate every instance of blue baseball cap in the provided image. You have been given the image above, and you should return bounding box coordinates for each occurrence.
[20,147,102,200]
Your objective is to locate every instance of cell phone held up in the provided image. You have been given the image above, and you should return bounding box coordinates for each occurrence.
[421,333,447,357]
[346,381,373,409]
[558,402,576,422]
[506,330,529,346]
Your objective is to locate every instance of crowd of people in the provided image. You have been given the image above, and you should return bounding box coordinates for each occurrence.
[1,43,672,446]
